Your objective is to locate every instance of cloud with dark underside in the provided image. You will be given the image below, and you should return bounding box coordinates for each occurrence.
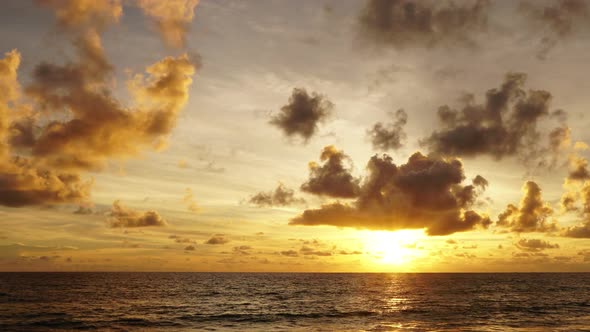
[515,238,560,252]
[557,153,590,238]
[249,183,305,207]
[280,250,298,257]
[107,200,167,227]
[421,72,570,169]
[358,0,490,50]
[0,1,198,208]
[496,181,558,233]
[291,151,491,236]
[367,109,408,151]
[270,88,333,143]
[205,234,229,245]
[300,146,361,198]
[519,0,590,59]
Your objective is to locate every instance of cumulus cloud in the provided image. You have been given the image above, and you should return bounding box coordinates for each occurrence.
[515,238,560,252]
[270,88,333,142]
[107,200,167,227]
[135,0,200,48]
[358,0,490,49]
[496,181,557,233]
[421,73,570,169]
[249,183,305,207]
[0,1,198,208]
[205,234,229,245]
[291,151,491,236]
[367,109,408,151]
[520,0,590,59]
[562,186,590,238]
[567,154,590,181]
[300,146,361,198]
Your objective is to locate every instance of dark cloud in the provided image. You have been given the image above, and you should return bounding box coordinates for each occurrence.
[291,152,491,236]
[184,245,195,251]
[107,200,167,227]
[515,238,560,252]
[367,109,408,151]
[520,0,590,59]
[205,234,229,245]
[270,88,333,142]
[280,250,299,257]
[421,73,569,169]
[358,0,490,49]
[496,181,557,233]
[249,183,305,207]
[300,145,361,198]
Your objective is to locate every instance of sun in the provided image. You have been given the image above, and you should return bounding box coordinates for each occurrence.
[361,230,426,265]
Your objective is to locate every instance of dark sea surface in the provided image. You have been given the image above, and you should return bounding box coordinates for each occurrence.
[1,273,590,331]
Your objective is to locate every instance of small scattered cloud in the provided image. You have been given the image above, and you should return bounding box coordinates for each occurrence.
[367,109,408,151]
[249,183,305,207]
[515,238,560,252]
[107,200,167,228]
[205,234,229,245]
[270,88,334,143]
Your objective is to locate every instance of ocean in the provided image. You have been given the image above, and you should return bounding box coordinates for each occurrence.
[1,273,590,331]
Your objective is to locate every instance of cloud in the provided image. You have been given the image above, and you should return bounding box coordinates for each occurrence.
[567,154,590,181]
[205,234,229,245]
[232,246,253,255]
[249,183,305,207]
[496,181,557,233]
[562,182,590,236]
[270,88,333,142]
[520,0,590,59]
[107,200,167,227]
[291,152,491,236]
[300,146,361,198]
[169,235,195,243]
[367,109,408,151]
[280,250,299,257]
[515,238,560,252]
[421,73,570,168]
[135,0,200,48]
[184,245,195,251]
[358,0,490,49]
[183,188,199,213]
[0,1,198,208]
[300,246,332,256]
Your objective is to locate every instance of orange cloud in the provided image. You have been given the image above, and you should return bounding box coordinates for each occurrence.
[291,151,491,236]
[108,200,168,228]
[136,0,200,48]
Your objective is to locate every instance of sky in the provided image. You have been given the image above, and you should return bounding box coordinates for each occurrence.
[1,0,590,272]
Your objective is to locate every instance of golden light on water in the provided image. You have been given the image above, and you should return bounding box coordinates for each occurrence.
[362,230,427,266]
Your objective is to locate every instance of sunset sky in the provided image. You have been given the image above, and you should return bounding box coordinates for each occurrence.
[1,0,590,272]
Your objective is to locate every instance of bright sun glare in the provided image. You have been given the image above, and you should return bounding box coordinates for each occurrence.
[362,230,426,265]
